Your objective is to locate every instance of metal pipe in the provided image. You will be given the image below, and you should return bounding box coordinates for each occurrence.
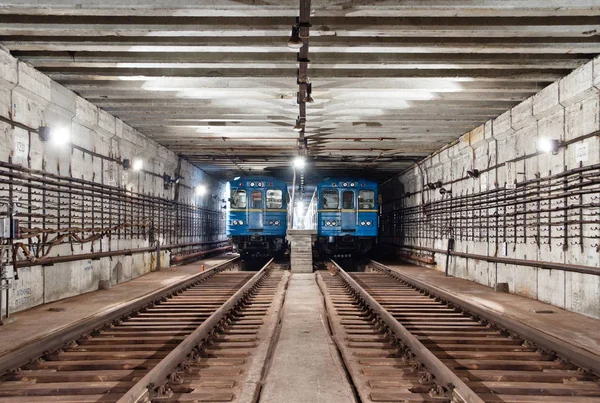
[394,244,600,276]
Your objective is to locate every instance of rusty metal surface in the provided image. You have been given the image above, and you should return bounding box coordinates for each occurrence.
[338,260,600,402]
[317,270,450,403]
[0,257,275,401]
[118,258,274,403]
[0,256,240,375]
[330,260,483,403]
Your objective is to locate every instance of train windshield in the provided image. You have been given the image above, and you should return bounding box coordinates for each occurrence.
[251,191,263,209]
[231,189,247,208]
[266,189,283,209]
[358,190,375,209]
[342,191,354,209]
[322,189,339,209]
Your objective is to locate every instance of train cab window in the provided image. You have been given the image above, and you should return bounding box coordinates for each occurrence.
[322,189,339,209]
[231,189,247,208]
[358,190,375,209]
[251,191,263,209]
[342,191,354,209]
[266,189,283,209]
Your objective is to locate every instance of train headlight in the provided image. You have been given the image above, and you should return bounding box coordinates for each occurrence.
[238,220,244,225]
[326,220,331,226]
[360,221,365,226]
[232,220,238,225]
[332,221,337,226]
[250,182,255,187]
[258,182,263,187]
[350,182,355,187]
[274,220,280,226]
[366,220,372,226]
[268,220,274,225]
[342,182,348,187]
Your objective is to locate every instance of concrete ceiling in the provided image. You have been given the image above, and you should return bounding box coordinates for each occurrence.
[2,0,600,182]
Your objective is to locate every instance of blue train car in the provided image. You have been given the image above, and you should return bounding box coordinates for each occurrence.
[226,176,288,258]
[315,178,379,258]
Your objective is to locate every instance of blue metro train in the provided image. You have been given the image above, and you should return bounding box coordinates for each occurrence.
[315,178,379,258]
[226,176,288,258]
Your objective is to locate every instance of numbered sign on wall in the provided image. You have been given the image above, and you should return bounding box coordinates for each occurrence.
[12,128,29,166]
[506,162,516,189]
[575,142,588,163]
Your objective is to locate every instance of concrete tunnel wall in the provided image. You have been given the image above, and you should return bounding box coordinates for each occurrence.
[381,55,600,319]
[0,48,227,314]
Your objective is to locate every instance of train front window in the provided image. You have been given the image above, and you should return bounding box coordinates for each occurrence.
[358,190,375,209]
[251,191,263,209]
[342,191,354,209]
[266,189,283,209]
[322,189,339,209]
[231,189,247,208]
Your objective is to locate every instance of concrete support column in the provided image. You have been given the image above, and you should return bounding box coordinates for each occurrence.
[287,230,316,273]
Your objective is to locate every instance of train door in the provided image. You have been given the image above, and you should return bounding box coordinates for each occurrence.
[341,190,356,231]
[249,190,263,230]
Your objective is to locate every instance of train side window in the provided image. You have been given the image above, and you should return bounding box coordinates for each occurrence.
[322,189,339,209]
[358,190,375,209]
[251,191,263,209]
[231,189,247,208]
[266,189,283,209]
[342,191,354,209]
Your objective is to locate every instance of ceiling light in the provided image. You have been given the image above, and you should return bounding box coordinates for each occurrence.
[293,118,303,132]
[132,159,143,171]
[293,156,306,169]
[287,26,303,50]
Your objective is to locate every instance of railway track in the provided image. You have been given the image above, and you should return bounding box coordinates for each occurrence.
[0,258,287,403]
[320,260,600,403]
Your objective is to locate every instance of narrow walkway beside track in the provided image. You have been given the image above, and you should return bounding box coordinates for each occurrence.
[259,273,356,403]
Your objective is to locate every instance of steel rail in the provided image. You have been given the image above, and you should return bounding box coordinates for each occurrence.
[367,259,600,375]
[330,259,484,403]
[0,256,240,375]
[118,258,275,403]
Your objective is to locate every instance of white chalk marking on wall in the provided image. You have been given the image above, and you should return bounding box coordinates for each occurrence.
[575,142,588,163]
[12,128,29,166]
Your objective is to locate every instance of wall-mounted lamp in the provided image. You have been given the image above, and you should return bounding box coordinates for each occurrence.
[538,138,561,155]
[38,125,71,146]
[287,26,303,50]
[467,169,480,178]
[195,184,208,196]
[122,159,131,170]
[163,174,173,190]
[439,187,451,195]
[132,159,143,172]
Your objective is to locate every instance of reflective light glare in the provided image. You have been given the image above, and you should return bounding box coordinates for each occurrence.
[538,138,559,154]
[196,184,208,196]
[293,156,306,169]
[51,127,71,146]
[132,159,143,171]
[233,176,240,180]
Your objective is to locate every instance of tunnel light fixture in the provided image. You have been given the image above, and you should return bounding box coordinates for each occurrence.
[293,118,303,132]
[293,156,306,170]
[195,184,208,196]
[39,125,71,146]
[132,159,144,172]
[467,169,480,178]
[287,26,303,50]
[538,138,561,155]
[303,83,314,103]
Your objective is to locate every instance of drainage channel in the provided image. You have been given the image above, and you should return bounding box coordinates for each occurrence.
[324,259,600,403]
[0,258,288,403]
